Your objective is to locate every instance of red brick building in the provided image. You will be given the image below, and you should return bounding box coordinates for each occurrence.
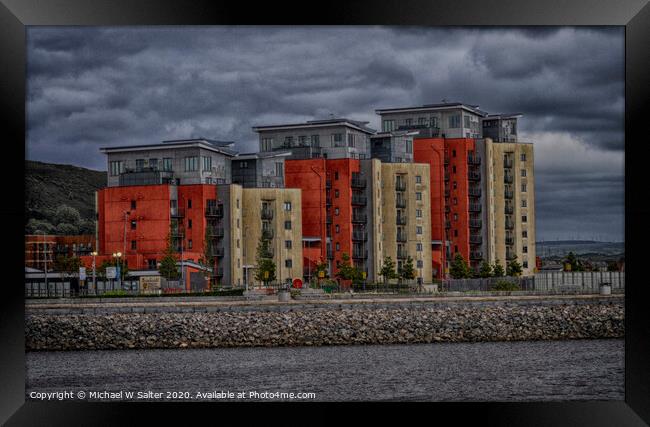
[25,234,95,270]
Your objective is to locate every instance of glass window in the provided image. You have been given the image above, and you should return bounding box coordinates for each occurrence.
[162,158,173,171]
[187,199,192,209]
[348,134,354,147]
[520,153,526,161]
[416,226,422,234]
[184,156,198,172]
[418,117,427,126]
[522,199,527,207]
[135,159,145,172]
[522,230,528,238]
[284,202,292,211]
[523,246,528,253]
[416,192,422,200]
[336,242,340,251]
[285,240,292,249]
[284,220,291,230]
[521,169,527,177]
[188,239,193,249]
[417,260,424,268]
[332,133,343,147]
[298,135,307,146]
[522,215,527,223]
[275,162,284,177]
[416,243,423,251]
[406,139,413,153]
[149,158,158,170]
[284,136,294,147]
[335,208,339,216]
[131,240,137,250]
[449,115,461,128]
[521,183,527,192]
[109,161,123,176]
[131,200,136,210]
[261,138,273,151]
[382,120,395,132]
[202,156,212,171]
[416,209,422,218]
[311,135,320,147]
[335,225,340,233]
[131,220,136,230]
[415,175,422,183]
[285,259,292,268]
[188,219,192,229]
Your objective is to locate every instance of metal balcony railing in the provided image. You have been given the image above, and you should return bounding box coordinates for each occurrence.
[261,207,273,220]
[351,178,367,189]
[396,232,408,242]
[444,189,450,197]
[505,205,514,214]
[504,174,514,184]
[468,170,481,181]
[505,220,515,230]
[470,235,483,245]
[326,215,333,224]
[352,212,367,223]
[170,207,185,218]
[326,180,332,189]
[444,172,450,181]
[327,248,334,259]
[396,215,407,225]
[170,227,185,237]
[504,158,513,168]
[468,187,481,197]
[352,194,367,206]
[505,236,515,245]
[208,247,225,257]
[395,180,407,191]
[352,231,368,241]
[444,156,449,165]
[468,155,481,165]
[445,205,451,213]
[261,228,274,240]
[396,197,407,208]
[352,249,368,259]
[445,220,452,229]
[470,251,483,260]
[207,227,224,238]
[469,204,482,213]
[469,219,482,228]
[506,251,517,261]
[397,250,408,259]
[205,205,224,218]
[504,190,514,199]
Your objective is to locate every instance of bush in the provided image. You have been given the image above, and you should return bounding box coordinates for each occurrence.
[490,280,521,291]
[101,290,129,297]
[321,280,338,293]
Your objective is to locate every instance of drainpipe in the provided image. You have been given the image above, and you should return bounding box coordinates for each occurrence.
[431,145,446,279]
[310,164,325,273]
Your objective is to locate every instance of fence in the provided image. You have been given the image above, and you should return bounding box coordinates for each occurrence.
[25,279,142,298]
[442,271,625,293]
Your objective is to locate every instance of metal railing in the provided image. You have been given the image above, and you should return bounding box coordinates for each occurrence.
[468,170,481,181]
[505,205,514,214]
[207,227,224,238]
[504,158,513,168]
[397,249,409,259]
[261,207,273,220]
[352,249,368,259]
[468,187,481,197]
[469,204,482,213]
[395,180,407,191]
[396,197,407,208]
[396,231,408,242]
[504,174,514,184]
[352,212,367,223]
[170,207,185,217]
[469,219,482,228]
[396,215,407,225]
[351,178,367,189]
[467,155,481,165]
[205,205,224,217]
[504,190,514,199]
[470,235,482,245]
[441,272,625,293]
[352,194,367,206]
[261,228,274,240]
[352,231,368,241]
[470,251,483,260]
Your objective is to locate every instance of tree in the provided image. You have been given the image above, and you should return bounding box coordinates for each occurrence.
[449,253,471,279]
[564,251,583,272]
[53,255,82,277]
[507,255,523,277]
[335,252,362,283]
[479,260,493,278]
[314,258,329,279]
[379,256,398,284]
[159,233,180,280]
[254,236,276,285]
[199,227,216,285]
[399,256,417,283]
[55,223,78,235]
[54,205,81,228]
[492,260,505,277]
[78,219,95,235]
[26,218,55,235]
[607,261,619,272]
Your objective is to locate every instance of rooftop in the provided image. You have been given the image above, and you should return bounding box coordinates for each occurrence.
[100,139,239,157]
[252,117,376,134]
[375,102,489,117]
[485,113,523,119]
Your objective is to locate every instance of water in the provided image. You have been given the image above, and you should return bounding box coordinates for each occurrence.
[26,339,624,401]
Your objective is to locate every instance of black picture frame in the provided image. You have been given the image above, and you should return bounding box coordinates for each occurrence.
[2,0,648,424]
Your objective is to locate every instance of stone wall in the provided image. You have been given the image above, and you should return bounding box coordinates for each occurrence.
[26,300,623,351]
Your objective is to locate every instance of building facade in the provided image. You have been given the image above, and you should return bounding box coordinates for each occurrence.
[25,234,95,270]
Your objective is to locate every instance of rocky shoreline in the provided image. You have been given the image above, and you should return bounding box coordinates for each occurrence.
[25,300,624,351]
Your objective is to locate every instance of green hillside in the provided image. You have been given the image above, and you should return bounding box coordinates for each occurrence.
[25,160,106,233]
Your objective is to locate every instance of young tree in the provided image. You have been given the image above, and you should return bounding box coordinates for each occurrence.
[314,257,329,279]
[199,226,216,285]
[492,260,505,277]
[506,255,523,277]
[479,260,493,278]
[564,251,583,272]
[449,253,471,279]
[379,256,398,284]
[399,256,417,283]
[159,233,180,280]
[53,255,82,277]
[335,252,362,282]
[254,236,276,286]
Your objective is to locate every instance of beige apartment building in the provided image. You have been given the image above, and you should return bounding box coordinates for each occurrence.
[484,139,536,275]
[241,187,303,287]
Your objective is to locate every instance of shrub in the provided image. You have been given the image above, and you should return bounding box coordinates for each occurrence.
[490,280,521,291]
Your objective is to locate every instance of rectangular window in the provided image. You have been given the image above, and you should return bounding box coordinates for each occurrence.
[298,135,307,146]
[285,259,292,268]
[239,161,248,169]
[449,115,461,128]
[382,120,395,132]
[522,199,527,207]
[416,243,423,252]
[416,226,423,235]
[275,162,284,177]
[311,135,320,147]
[523,246,528,253]
[202,156,212,171]
[335,225,340,233]
[149,158,158,170]
[188,239,193,249]
[417,260,424,268]
[332,133,343,147]
[522,230,528,238]
[418,117,427,126]
[285,240,292,249]
[464,115,470,128]
[284,136,293,147]
[184,156,198,172]
[284,202,292,211]
[187,199,192,209]
[336,242,340,251]
[109,161,123,176]
[284,220,291,230]
[261,138,273,151]
[406,139,413,153]
[522,215,528,222]
[163,158,173,171]
[415,175,422,184]
[520,153,526,161]
[348,133,354,147]
[416,192,422,200]
[188,219,192,229]
[521,169,527,177]
[131,200,136,210]
[523,261,528,268]
[416,209,422,218]
[521,183,527,192]
[135,159,145,172]
[404,118,412,126]
[130,220,136,230]
[131,240,137,250]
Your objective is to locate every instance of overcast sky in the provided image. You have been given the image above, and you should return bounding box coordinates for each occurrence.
[26,26,624,242]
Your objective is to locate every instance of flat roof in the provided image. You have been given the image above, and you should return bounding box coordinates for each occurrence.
[100,140,239,157]
[370,130,419,138]
[485,113,523,119]
[234,151,293,160]
[252,118,376,134]
[375,102,488,117]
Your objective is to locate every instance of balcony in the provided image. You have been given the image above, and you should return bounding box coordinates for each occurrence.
[395,180,407,191]
[326,215,333,224]
[444,156,449,165]
[205,205,224,218]
[352,231,368,242]
[444,172,450,181]
[505,236,515,245]
[444,189,450,197]
[468,170,481,181]
[505,205,514,214]
[351,178,367,189]
[170,207,185,218]
[505,219,515,230]
[504,190,514,199]
[504,174,514,184]
[396,215,407,225]
[468,155,481,165]
[469,219,482,228]
[468,187,481,198]
[352,194,367,206]
[208,246,225,258]
[445,220,451,229]
[397,249,408,259]
[327,248,334,259]
[445,205,451,213]
[352,212,367,223]
[170,226,185,237]
[470,235,483,245]
[396,231,408,242]
[470,251,483,260]
[469,204,482,213]
[506,251,517,261]
[352,249,368,259]
[504,158,513,168]
[261,228,274,240]
[207,227,225,238]
[396,197,407,208]
[326,197,332,207]
[326,179,332,189]
[261,207,273,220]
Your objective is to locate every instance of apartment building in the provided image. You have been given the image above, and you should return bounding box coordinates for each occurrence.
[231,151,290,188]
[25,234,95,270]
[369,130,418,163]
[253,118,376,160]
[482,114,522,143]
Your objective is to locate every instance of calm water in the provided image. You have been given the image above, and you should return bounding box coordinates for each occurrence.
[26,339,624,401]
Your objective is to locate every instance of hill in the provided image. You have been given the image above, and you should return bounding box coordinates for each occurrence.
[25,160,106,230]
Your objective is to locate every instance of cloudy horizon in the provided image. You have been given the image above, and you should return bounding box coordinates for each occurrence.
[26,26,625,242]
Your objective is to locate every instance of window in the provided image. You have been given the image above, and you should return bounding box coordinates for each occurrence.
[202,156,212,171]
[416,192,422,200]
[130,220,136,230]
[453,181,457,189]
[163,158,173,171]
[311,135,320,147]
[430,116,438,128]
[522,215,527,223]
[149,158,158,170]
[334,171,339,180]
[135,159,145,171]
[332,133,343,147]
[348,134,354,147]
[184,156,198,172]
[452,166,456,173]
[148,259,157,269]
[523,246,528,253]
[285,259,292,268]
[416,209,422,218]
[188,219,192,229]
[188,239,193,249]
[520,153,526,161]
[523,261,529,268]
[275,162,284,177]
[284,220,291,230]
[336,242,340,251]
[239,161,248,169]
[335,208,339,216]
[237,199,240,209]
[187,199,192,209]
[453,197,458,205]
[131,240,137,250]
[298,135,307,146]
[418,117,427,126]
[284,136,294,147]
[452,149,456,157]
[464,115,470,128]
[522,199,527,208]
[521,169,527,177]
[416,226,423,235]
[335,190,339,198]
[261,138,273,151]
[455,245,458,253]
[237,239,240,248]
[416,243,423,252]
[454,213,458,221]
[417,260,424,268]
[284,202,292,211]
[285,240,292,249]
[382,120,395,132]
[454,230,458,237]
[522,230,528,238]
[406,140,413,153]
[521,183,527,192]
[335,225,340,233]
[404,118,412,126]
[109,161,123,176]
[449,115,461,128]
[131,200,136,210]
[415,175,422,184]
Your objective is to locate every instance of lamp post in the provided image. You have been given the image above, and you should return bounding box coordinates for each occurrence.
[113,252,122,289]
[91,251,97,294]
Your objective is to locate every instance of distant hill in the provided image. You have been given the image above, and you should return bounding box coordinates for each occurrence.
[25,160,106,228]
[536,240,624,257]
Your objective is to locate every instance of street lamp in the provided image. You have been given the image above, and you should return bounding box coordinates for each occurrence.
[91,251,97,294]
[113,252,122,288]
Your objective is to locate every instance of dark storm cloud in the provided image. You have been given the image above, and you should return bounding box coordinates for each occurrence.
[26,26,624,241]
